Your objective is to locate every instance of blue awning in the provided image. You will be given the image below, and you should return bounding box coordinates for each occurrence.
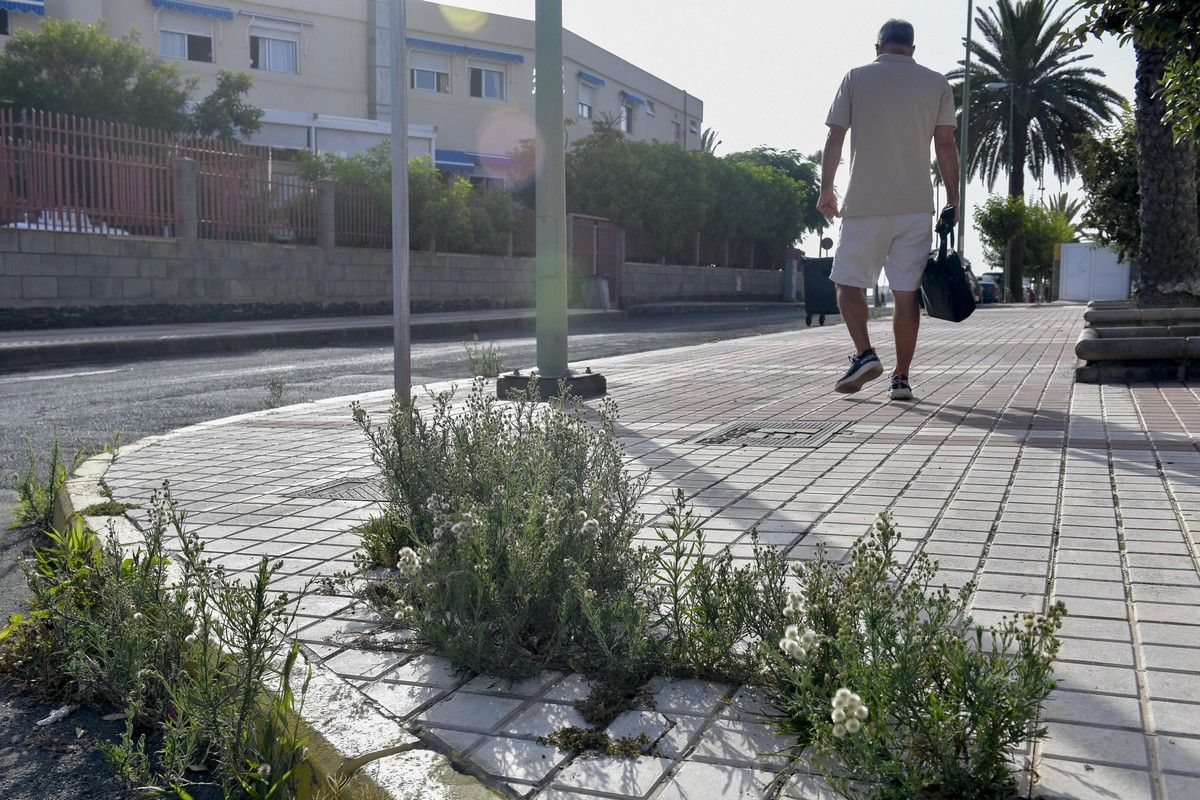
[406,37,524,63]
[150,0,234,21]
[577,70,605,87]
[0,0,45,14]
[620,90,646,107]
[435,149,475,174]
[472,153,513,169]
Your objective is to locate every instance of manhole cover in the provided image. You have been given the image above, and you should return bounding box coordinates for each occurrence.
[693,420,851,448]
[290,477,385,502]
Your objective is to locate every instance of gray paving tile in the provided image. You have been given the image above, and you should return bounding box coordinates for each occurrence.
[553,755,671,797]
[655,762,776,800]
[417,691,524,732]
[465,736,567,783]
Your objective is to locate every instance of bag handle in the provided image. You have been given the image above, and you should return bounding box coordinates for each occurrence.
[935,205,955,262]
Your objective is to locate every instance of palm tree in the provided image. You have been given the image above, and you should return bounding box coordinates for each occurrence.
[948,0,1122,301]
[1047,192,1085,237]
[700,127,722,156]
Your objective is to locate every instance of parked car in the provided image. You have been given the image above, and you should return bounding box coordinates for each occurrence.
[978,276,1001,303]
[4,209,129,235]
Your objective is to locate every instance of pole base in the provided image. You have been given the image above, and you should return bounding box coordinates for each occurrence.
[496,369,607,400]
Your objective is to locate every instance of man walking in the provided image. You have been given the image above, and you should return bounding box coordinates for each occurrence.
[817,19,960,401]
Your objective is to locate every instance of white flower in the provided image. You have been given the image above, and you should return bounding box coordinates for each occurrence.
[831,707,846,724]
[845,718,861,734]
[832,723,847,739]
[832,688,852,708]
[581,518,600,536]
[257,763,271,779]
[576,510,588,523]
[854,706,868,721]
[784,591,804,617]
[829,689,868,736]
[451,521,467,535]
[396,547,420,576]
[800,629,817,647]
[583,588,597,602]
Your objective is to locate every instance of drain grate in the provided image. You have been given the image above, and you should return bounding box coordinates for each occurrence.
[693,420,851,448]
[290,477,385,502]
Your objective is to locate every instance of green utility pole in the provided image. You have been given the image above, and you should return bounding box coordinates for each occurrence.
[497,0,605,399]
[534,0,568,378]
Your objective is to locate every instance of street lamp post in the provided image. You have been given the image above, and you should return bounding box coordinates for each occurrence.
[985,80,1015,301]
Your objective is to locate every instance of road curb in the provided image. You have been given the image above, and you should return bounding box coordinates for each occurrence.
[52,451,502,800]
[0,310,624,372]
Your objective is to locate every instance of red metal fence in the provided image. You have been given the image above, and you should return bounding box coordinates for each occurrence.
[571,214,623,308]
[197,171,317,244]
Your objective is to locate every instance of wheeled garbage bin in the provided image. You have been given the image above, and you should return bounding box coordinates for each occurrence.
[802,257,838,326]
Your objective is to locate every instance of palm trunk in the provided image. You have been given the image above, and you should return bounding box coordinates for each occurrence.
[1133,43,1200,307]
[1007,132,1027,303]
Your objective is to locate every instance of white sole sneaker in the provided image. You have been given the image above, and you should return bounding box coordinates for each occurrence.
[835,360,884,394]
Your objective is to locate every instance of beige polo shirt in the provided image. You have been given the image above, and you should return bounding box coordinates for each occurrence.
[826,54,957,218]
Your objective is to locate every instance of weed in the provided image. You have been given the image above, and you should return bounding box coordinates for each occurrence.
[352,512,416,570]
[266,378,286,409]
[763,512,1065,799]
[572,683,644,728]
[78,500,138,517]
[541,727,650,757]
[463,334,502,378]
[1,486,309,797]
[7,435,80,532]
[352,379,648,679]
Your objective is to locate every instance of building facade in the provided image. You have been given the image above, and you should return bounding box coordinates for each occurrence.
[1,0,704,182]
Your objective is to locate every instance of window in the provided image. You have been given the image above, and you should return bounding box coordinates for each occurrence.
[411,51,451,94]
[645,100,656,117]
[250,34,298,73]
[160,30,213,63]
[578,83,595,119]
[0,10,9,37]
[672,121,682,144]
[469,66,505,100]
[620,103,634,134]
[688,119,700,135]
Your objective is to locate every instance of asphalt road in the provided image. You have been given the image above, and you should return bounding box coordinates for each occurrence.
[0,307,829,539]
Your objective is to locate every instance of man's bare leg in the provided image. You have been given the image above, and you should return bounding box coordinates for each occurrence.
[892,290,920,376]
[836,283,872,355]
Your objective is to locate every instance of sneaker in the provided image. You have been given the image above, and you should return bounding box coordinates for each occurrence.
[835,349,884,394]
[889,374,913,401]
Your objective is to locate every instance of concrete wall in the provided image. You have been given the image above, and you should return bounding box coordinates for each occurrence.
[621,261,783,305]
[1,231,780,329]
[0,230,534,328]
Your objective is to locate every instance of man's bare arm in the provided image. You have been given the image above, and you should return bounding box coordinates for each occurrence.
[817,125,848,219]
[934,125,960,223]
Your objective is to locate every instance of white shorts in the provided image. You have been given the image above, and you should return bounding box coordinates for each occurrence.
[830,213,932,292]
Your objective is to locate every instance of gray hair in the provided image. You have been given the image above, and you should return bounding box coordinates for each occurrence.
[877,19,915,48]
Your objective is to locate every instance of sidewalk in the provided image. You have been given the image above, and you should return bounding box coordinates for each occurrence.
[0,308,624,371]
[94,305,1199,799]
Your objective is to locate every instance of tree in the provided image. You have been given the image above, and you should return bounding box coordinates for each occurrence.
[700,127,722,155]
[296,143,514,254]
[948,0,1122,301]
[1047,192,1086,238]
[0,19,260,139]
[725,147,828,238]
[1078,112,1200,267]
[188,69,263,139]
[1073,1,1200,305]
[975,195,1075,288]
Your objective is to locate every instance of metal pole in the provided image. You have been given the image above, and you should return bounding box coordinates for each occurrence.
[534,0,569,378]
[957,0,974,253]
[1004,82,1014,302]
[389,0,411,396]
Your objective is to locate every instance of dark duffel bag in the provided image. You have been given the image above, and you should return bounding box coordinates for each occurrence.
[921,207,975,323]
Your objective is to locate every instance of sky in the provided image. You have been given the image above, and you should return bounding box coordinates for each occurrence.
[438,0,1137,265]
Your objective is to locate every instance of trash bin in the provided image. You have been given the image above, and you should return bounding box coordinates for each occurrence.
[577,274,611,311]
[802,257,838,326]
